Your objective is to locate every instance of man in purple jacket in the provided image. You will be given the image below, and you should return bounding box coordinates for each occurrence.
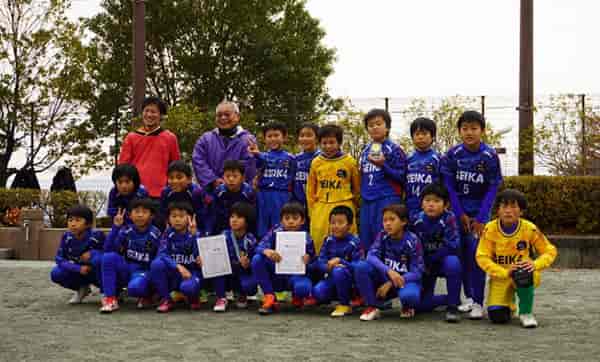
[192,101,257,191]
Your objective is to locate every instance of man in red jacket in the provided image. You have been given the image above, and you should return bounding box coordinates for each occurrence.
[118,97,181,199]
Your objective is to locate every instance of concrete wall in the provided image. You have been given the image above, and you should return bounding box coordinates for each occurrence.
[0,223,598,268]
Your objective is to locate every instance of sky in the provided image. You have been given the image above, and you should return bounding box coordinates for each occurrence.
[69,0,600,97]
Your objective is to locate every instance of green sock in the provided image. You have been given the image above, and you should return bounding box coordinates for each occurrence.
[516,286,535,315]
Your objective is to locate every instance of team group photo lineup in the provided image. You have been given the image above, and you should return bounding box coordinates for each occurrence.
[50,97,556,329]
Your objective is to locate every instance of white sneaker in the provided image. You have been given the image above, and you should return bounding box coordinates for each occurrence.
[359,307,381,321]
[458,298,474,313]
[469,303,484,320]
[68,285,91,304]
[519,314,538,328]
[226,291,235,301]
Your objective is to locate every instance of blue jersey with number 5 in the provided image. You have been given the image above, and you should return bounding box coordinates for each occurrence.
[359,140,407,201]
[440,143,502,216]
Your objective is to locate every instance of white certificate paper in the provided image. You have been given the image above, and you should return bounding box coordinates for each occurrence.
[197,234,232,279]
[275,232,306,275]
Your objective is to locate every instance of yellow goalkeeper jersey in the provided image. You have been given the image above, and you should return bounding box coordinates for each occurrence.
[306,153,360,208]
[476,218,557,279]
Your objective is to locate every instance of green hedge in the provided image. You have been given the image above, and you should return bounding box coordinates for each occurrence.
[1,177,599,233]
[501,176,600,234]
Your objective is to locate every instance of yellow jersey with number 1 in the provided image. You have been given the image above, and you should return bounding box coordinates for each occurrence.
[306,153,360,209]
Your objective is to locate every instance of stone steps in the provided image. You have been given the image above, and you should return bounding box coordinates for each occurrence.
[0,248,14,259]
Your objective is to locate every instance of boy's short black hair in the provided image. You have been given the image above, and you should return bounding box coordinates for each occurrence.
[223,159,245,175]
[410,117,437,138]
[495,189,527,210]
[142,96,167,115]
[457,110,485,130]
[280,201,305,219]
[382,203,409,221]
[167,201,194,216]
[67,205,94,225]
[230,202,257,231]
[329,205,354,225]
[420,183,449,203]
[167,160,192,177]
[363,108,392,130]
[129,197,156,214]
[262,121,288,136]
[298,122,320,138]
[317,124,343,144]
[112,164,141,190]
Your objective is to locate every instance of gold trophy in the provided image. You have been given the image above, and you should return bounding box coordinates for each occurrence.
[369,142,383,159]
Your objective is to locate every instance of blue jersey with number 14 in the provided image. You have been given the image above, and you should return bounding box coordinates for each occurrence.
[406,148,441,215]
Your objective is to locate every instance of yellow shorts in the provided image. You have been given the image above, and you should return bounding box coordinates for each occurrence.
[309,201,357,254]
[487,271,541,307]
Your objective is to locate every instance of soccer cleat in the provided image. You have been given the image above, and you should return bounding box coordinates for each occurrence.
[170,291,186,303]
[236,295,248,309]
[69,285,91,304]
[458,298,474,313]
[189,297,202,311]
[291,296,304,308]
[275,291,289,302]
[199,289,209,303]
[259,294,278,315]
[156,298,174,313]
[445,306,461,323]
[519,314,538,328]
[303,296,318,307]
[351,295,365,308]
[136,297,153,310]
[213,297,228,312]
[360,306,381,321]
[330,305,352,317]
[400,307,415,319]
[100,296,119,313]
[469,303,484,320]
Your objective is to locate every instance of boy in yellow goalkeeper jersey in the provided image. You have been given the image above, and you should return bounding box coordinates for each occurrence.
[306,124,360,253]
[476,189,557,328]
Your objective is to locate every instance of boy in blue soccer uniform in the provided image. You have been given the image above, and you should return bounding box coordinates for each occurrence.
[252,202,316,314]
[248,122,295,238]
[292,123,320,210]
[107,164,148,226]
[354,204,424,321]
[160,160,207,233]
[51,205,105,304]
[406,117,441,221]
[205,160,256,235]
[100,198,162,313]
[359,109,407,250]
[312,206,362,317]
[150,202,202,313]
[217,202,259,311]
[412,183,462,322]
[440,110,502,319]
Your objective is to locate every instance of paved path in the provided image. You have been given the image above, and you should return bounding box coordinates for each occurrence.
[1,261,598,361]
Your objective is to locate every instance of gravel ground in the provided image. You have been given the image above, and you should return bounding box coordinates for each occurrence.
[1,261,599,362]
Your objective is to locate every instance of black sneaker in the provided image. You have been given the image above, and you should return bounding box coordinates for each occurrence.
[446,306,461,323]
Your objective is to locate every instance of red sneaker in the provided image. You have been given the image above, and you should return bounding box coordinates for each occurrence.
[303,296,318,307]
[189,297,202,311]
[291,296,304,308]
[156,298,174,313]
[351,296,365,308]
[100,296,119,313]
